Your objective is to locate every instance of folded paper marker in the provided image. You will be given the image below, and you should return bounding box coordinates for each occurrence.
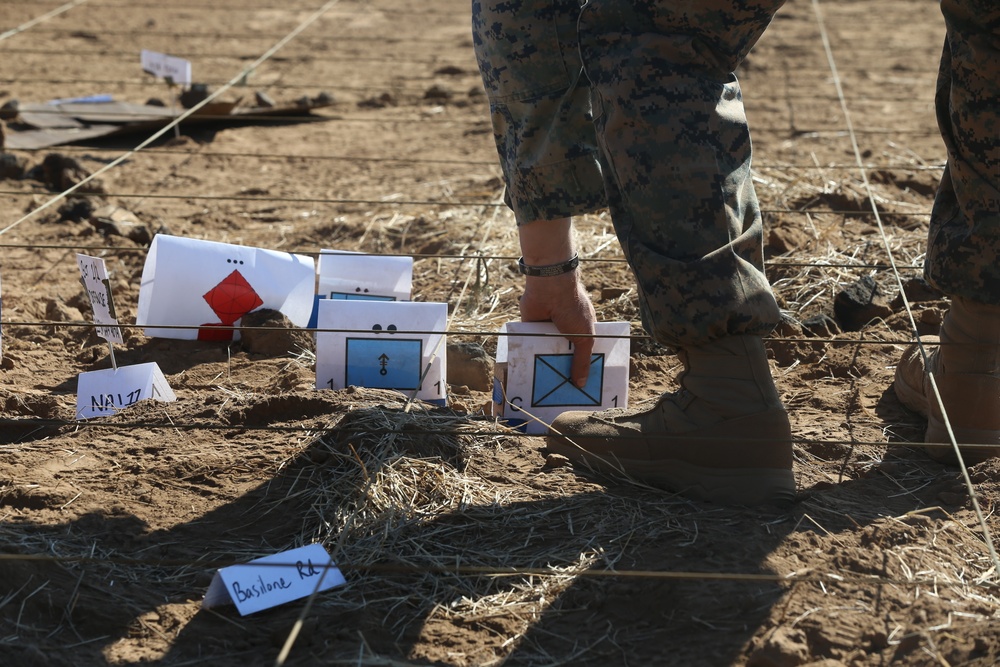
[202,544,346,616]
[495,321,630,434]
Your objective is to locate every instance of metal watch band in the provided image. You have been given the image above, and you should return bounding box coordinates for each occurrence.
[517,254,580,277]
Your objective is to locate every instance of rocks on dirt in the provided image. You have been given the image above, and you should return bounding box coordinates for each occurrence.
[30,153,106,194]
[833,275,894,331]
[0,152,26,180]
[239,308,314,358]
[89,204,153,245]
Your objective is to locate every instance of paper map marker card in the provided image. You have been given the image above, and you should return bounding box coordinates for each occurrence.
[136,234,315,341]
[76,363,176,420]
[494,321,630,434]
[75,254,177,420]
[315,300,448,405]
[202,543,346,616]
[319,250,412,301]
[140,49,192,87]
[307,250,414,328]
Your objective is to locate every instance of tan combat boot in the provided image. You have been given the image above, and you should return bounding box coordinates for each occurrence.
[894,296,1000,465]
[547,335,795,506]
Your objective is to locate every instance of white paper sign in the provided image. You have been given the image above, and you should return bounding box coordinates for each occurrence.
[77,254,124,345]
[140,49,192,87]
[202,544,346,616]
[136,235,315,341]
[76,362,176,420]
[494,321,630,434]
[318,250,412,302]
[315,300,448,404]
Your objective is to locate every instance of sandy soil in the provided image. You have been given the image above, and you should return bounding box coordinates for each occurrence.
[1,0,999,665]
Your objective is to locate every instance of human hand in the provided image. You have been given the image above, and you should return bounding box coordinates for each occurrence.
[519,271,596,388]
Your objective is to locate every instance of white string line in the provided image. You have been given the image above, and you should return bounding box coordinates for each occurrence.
[0,0,346,238]
[810,0,1000,580]
[1,144,951,170]
[0,0,90,43]
[0,190,938,219]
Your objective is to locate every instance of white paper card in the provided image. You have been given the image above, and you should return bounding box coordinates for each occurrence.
[76,362,176,420]
[496,321,630,434]
[140,49,192,86]
[315,300,448,403]
[77,254,124,345]
[136,234,315,341]
[318,250,412,302]
[202,543,346,616]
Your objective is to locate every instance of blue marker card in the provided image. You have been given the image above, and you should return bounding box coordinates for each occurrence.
[315,300,447,403]
[345,338,423,389]
[532,353,605,407]
[317,250,412,302]
[499,321,630,434]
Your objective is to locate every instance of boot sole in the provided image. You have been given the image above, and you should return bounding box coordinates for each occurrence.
[547,443,795,507]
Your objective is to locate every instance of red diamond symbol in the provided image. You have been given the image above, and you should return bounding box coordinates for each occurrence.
[202,269,263,325]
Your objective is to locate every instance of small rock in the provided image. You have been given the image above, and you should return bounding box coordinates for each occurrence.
[89,205,152,244]
[254,91,275,108]
[447,341,493,391]
[0,99,18,120]
[834,275,894,331]
[0,152,26,180]
[600,287,629,301]
[801,313,840,338]
[239,309,314,358]
[424,84,452,100]
[33,153,106,194]
[179,83,210,109]
[58,197,96,222]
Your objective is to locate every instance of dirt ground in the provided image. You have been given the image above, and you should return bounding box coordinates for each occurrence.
[2,0,999,665]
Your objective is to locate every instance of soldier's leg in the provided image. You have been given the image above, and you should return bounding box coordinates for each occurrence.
[548,0,795,506]
[472,0,605,224]
[894,0,1000,465]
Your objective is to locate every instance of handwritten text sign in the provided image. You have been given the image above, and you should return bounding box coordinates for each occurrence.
[495,321,630,434]
[77,254,124,345]
[76,362,176,420]
[202,543,346,616]
[315,300,447,404]
[140,49,192,87]
[136,234,315,341]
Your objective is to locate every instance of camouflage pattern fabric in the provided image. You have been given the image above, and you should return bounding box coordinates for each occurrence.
[474,0,785,348]
[474,0,999,346]
[471,0,606,223]
[924,0,1000,306]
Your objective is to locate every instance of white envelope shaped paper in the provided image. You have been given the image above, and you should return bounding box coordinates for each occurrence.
[496,321,630,434]
[318,250,412,301]
[315,300,448,404]
[76,362,176,420]
[136,235,315,341]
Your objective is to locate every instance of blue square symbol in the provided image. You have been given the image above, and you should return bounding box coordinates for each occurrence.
[345,338,423,390]
[531,353,604,407]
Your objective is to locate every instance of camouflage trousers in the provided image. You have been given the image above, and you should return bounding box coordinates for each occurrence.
[925,0,1000,306]
[473,0,1000,348]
